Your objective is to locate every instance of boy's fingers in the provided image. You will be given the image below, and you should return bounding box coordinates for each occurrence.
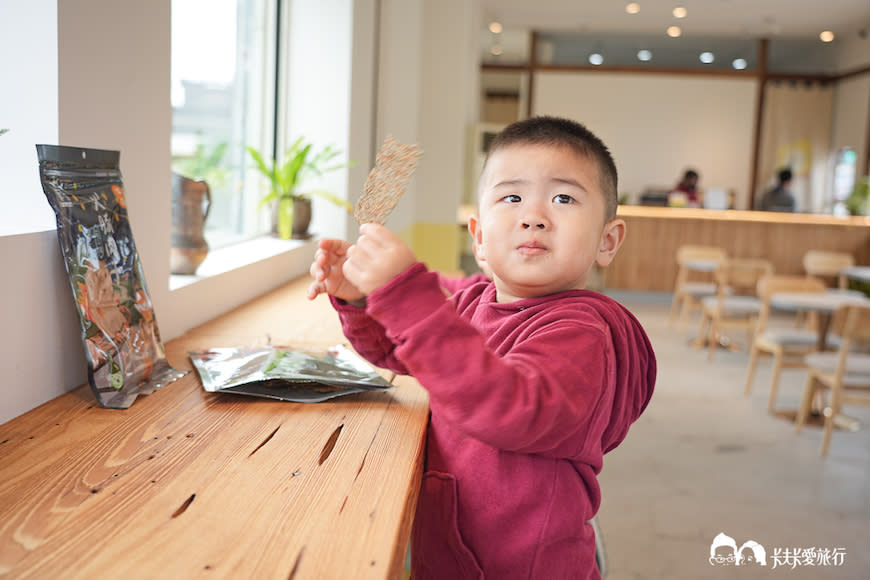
[306,281,324,300]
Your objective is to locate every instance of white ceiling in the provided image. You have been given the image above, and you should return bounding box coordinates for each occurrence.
[480,0,870,40]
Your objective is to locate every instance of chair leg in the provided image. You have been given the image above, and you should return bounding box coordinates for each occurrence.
[767,350,784,413]
[668,294,682,328]
[744,345,760,396]
[821,391,840,456]
[795,374,817,433]
[693,310,709,348]
[707,318,719,361]
[678,298,693,333]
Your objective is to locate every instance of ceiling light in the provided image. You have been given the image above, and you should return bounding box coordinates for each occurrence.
[700,52,715,64]
[488,21,503,34]
[667,26,682,38]
[637,49,653,61]
[490,44,503,56]
[820,30,835,42]
[626,3,640,15]
[673,6,687,19]
[732,58,748,70]
[589,53,604,66]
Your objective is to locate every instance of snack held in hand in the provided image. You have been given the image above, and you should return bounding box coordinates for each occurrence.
[354,135,423,225]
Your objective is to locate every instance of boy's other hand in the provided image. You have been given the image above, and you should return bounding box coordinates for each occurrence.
[307,239,366,303]
[344,223,417,295]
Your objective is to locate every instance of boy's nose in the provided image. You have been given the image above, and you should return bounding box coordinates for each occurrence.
[521,221,546,229]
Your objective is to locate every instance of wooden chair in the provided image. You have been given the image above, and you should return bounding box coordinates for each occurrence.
[668,245,728,332]
[802,250,855,290]
[696,258,773,361]
[744,275,827,412]
[795,303,870,456]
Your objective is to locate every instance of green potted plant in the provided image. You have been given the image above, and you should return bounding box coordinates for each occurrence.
[247,137,354,239]
[846,175,869,217]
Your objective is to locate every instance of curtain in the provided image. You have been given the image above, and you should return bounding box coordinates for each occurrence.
[758,82,834,213]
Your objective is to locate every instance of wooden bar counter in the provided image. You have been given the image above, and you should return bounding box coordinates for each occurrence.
[0,275,429,579]
[606,206,870,292]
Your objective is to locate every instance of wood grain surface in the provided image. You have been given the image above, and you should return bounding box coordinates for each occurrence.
[606,207,870,292]
[0,275,429,579]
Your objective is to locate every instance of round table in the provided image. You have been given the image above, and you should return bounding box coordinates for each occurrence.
[770,290,870,351]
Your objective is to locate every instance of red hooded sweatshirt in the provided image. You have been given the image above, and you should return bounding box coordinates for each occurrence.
[331,263,656,579]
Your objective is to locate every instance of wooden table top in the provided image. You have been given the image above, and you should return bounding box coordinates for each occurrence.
[0,275,429,579]
[770,290,870,313]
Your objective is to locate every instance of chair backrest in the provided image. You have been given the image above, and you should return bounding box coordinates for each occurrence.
[714,258,774,297]
[675,245,728,289]
[802,250,855,288]
[757,275,827,300]
[755,275,826,331]
[830,303,870,345]
[676,245,728,268]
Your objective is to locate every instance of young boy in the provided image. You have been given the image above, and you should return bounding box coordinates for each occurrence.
[308,116,656,579]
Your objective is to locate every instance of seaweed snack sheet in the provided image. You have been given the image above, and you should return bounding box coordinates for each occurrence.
[37,145,187,409]
[189,344,393,403]
[354,136,423,225]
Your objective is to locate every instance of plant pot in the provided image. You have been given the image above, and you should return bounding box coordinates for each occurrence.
[275,197,313,240]
[292,197,312,239]
[170,172,211,274]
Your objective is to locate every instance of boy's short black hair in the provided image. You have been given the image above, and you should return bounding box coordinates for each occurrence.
[483,116,619,221]
[778,167,793,183]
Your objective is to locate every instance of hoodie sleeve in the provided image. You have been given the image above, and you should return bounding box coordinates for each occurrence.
[364,264,656,460]
[329,295,411,376]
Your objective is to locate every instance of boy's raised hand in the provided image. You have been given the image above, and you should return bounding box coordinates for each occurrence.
[343,223,417,295]
[307,238,366,302]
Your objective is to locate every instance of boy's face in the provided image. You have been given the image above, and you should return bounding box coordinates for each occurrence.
[470,143,625,302]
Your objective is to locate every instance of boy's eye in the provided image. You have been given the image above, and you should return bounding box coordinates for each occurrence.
[553,194,575,204]
[502,194,522,203]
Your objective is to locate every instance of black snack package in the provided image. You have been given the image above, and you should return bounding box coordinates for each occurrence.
[37,144,187,409]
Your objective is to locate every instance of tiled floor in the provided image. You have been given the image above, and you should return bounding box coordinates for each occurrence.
[596,292,870,579]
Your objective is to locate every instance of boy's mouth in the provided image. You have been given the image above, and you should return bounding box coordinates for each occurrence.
[517,240,548,255]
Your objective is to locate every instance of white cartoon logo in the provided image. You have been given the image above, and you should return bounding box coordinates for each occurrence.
[709,532,767,566]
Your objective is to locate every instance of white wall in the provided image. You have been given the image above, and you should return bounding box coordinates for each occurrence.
[831,73,870,176]
[534,72,758,208]
[415,0,480,225]
[375,0,425,233]
[833,33,870,73]
[0,0,58,235]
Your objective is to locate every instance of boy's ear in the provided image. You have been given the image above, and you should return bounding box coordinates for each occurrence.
[468,214,484,260]
[595,218,626,268]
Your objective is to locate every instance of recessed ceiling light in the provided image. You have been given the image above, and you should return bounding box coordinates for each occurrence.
[673,6,687,19]
[637,49,653,61]
[820,30,835,42]
[700,51,715,64]
[732,58,748,70]
[490,44,503,56]
[667,25,682,38]
[589,53,604,66]
[488,21,503,34]
[626,3,640,15]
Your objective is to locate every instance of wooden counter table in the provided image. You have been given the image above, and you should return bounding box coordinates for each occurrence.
[0,275,429,579]
[606,206,870,292]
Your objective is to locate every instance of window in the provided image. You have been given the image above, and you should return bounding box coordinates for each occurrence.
[831,148,857,216]
[171,0,277,248]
